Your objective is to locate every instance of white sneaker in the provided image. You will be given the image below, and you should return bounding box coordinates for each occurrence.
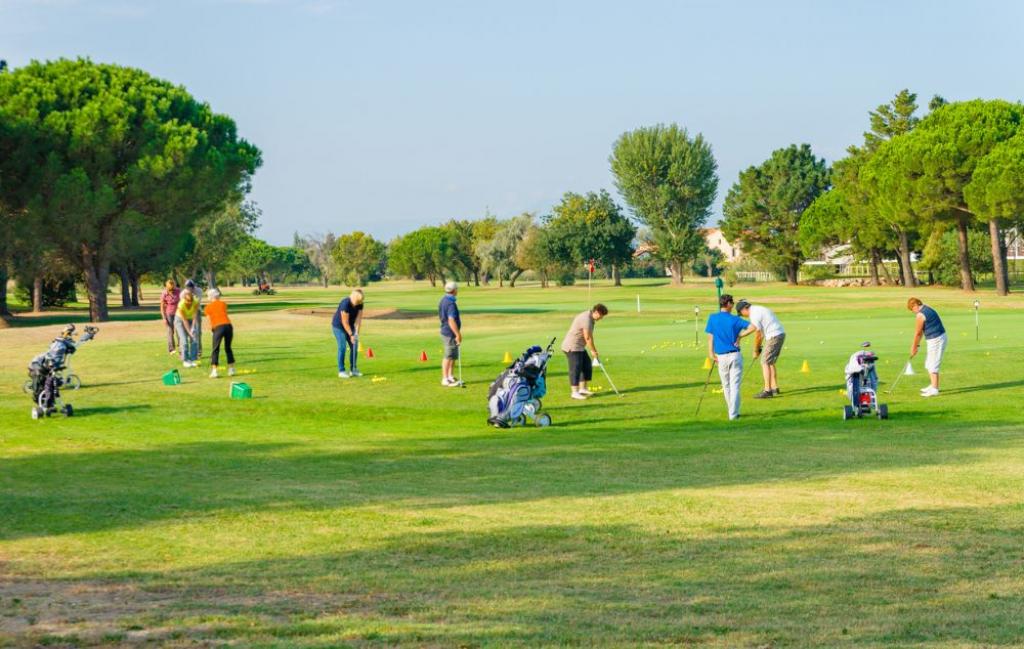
[338,371,351,379]
[351,370,362,377]
[209,368,219,378]
[577,388,594,396]
[920,386,930,394]
[921,386,939,397]
[228,367,236,377]
[571,392,588,400]
[441,377,454,386]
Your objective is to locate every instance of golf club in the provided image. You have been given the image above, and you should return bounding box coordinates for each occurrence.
[592,356,622,397]
[456,343,466,387]
[886,355,913,395]
[351,333,359,375]
[695,359,717,416]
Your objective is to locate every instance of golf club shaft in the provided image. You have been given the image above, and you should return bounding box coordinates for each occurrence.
[886,356,913,395]
[598,361,621,396]
[695,361,717,416]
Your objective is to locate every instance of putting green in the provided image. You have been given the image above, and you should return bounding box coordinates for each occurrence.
[2,280,1022,647]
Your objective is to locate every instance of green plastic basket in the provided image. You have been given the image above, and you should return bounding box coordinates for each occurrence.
[230,382,252,399]
[162,369,181,386]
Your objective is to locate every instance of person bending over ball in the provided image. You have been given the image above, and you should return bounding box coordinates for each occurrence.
[705,294,750,420]
[204,288,236,378]
[438,281,463,387]
[332,289,364,378]
[174,289,200,368]
[907,297,947,397]
[561,303,607,400]
[735,299,786,398]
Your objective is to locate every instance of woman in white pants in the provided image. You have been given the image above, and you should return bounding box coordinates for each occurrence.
[907,297,947,397]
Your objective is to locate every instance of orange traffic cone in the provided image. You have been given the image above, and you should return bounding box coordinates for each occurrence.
[366,347,375,359]
[420,350,428,362]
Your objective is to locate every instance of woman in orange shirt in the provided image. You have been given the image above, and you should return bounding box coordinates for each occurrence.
[204,288,236,378]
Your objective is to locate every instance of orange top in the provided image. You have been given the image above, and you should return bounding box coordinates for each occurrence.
[204,299,231,328]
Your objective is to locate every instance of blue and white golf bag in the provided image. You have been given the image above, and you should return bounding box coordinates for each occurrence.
[487,340,553,428]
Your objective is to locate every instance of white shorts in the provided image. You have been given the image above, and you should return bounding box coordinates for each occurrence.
[924,334,947,374]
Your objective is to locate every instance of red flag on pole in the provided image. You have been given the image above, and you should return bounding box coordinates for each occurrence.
[588,259,595,273]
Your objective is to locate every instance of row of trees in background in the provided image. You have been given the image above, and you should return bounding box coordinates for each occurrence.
[721,90,1024,295]
[3,59,1021,325]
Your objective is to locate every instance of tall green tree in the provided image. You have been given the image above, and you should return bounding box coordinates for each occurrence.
[546,190,636,285]
[473,214,532,287]
[866,99,1024,293]
[722,144,830,284]
[186,200,261,289]
[331,231,387,286]
[610,124,717,285]
[299,232,338,288]
[0,58,261,320]
[388,226,453,286]
[515,223,565,287]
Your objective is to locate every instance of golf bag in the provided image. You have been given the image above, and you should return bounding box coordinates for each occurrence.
[26,325,97,419]
[487,339,554,428]
[843,347,888,420]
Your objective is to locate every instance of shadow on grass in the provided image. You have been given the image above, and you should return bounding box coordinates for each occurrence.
[1,418,1021,543]
[8,505,1023,646]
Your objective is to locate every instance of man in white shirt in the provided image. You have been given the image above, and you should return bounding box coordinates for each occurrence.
[736,299,786,399]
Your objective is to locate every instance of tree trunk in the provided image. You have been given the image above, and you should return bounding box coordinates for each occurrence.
[668,259,683,286]
[32,276,44,312]
[509,269,523,287]
[205,268,218,290]
[473,271,480,287]
[119,268,132,308]
[0,263,10,321]
[498,273,503,288]
[428,273,437,288]
[955,217,975,291]
[82,246,111,322]
[322,274,329,288]
[878,253,894,284]
[988,219,1009,296]
[897,229,916,287]
[129,272,141,307]
[612,264,622,286]
[1000,227,1011,292]
[868,250,881,286]
[785,261,799,285]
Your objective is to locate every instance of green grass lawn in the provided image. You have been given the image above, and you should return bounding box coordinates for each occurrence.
[2,280,1023,647]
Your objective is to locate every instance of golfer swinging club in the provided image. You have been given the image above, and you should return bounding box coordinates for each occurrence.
[332,288,364,378]
[561,303,608,400]
[907,297,947,397]
[439,281,463,387]
[705,294,750,420]
[735,299,786,398]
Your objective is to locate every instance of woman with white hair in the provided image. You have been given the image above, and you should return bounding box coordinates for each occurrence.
[204,288,236,378]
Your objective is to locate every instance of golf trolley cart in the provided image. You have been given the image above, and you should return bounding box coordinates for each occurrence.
[842,344,889,420]
[487,339,555,428]
[26,324,98,420]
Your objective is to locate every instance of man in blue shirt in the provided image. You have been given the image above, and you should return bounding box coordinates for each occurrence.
[331,289,364,378]
[705,294,751,420]
[438,281,463,387]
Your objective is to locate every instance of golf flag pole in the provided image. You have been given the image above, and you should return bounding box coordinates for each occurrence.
[974,299,980,342]
[637,294,641,313]
[693,306,700,346]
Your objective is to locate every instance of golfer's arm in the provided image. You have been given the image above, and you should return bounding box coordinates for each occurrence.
[354,311,363,333]
[738,324,758,339]
[912,316,925,346]
[448,317,460,338]
[707,334,715,360]
[584,329,597,355]
[754,329,764,349]
[341,312,353,336]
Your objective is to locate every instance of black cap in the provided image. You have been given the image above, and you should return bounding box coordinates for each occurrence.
[736,299,751,313]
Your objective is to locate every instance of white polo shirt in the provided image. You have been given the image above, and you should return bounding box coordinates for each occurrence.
[748,305,785,339]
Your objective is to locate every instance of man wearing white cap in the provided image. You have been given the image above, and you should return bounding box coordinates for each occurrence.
[438,281,463,387]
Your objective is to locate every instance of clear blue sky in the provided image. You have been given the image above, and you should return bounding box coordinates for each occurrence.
[3,0,1023,244]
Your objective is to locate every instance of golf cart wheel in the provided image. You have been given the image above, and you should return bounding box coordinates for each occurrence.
[514,415,527,427]
[877,404,889,420]
[23,380,33,395]
[536,413,552,427]
[63,404,74,417]
[31,407,42,420]
[66,374,82,390]
[843,405,854,421]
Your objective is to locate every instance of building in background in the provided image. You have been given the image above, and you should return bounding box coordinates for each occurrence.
[702,227,740,261]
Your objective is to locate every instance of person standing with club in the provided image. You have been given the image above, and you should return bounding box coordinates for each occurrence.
[160,279,180,354]
[204,288,236,378]
[735,299,786,399]
[438,281,463,387]
[331,288,364,378]
[705,294,750,420]
[561,303,608,400]
[907,297,947,397]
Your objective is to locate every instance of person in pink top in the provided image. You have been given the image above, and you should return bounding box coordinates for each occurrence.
[160,279,181,354]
